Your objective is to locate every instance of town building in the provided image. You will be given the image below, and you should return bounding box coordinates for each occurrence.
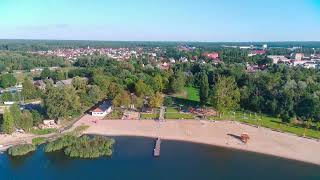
[295,53,304,61]
[248,50,266,57]
[262,44,268,50]
[90,101,112,117]
[203,52,219,59]
[267,55,291,64]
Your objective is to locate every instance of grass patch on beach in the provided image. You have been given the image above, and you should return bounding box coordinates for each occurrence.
[32,137,47,145]
[140,113,159,119]
[209,111,320,139]
[30,128,57,135]
[165,107,194,119]
[103,109,123,120]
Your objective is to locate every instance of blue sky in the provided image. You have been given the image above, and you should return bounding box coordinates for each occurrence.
[0,0,319,41]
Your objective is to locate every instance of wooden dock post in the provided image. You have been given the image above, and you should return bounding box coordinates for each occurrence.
[154,138,161,157]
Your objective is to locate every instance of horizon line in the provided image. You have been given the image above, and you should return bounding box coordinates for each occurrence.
[1,38,320,44]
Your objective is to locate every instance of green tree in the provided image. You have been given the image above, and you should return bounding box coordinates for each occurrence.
[45,86,81,120]
[164,96,173,107]
[1,92,13,102]
[169,71,185,93]
[9,104,22,128]
[0,74,17,88]
[304,119,313,137]
[132,96,144,109]
[108,82,123,99]
[92,73,111,95]
[19,111,33,131]
[211,76,240,116]
[112,91,131,108]
[87,85,103,104]
[316,121,320,131]
[149,92,164,108]
[21,78,38,100]
[40,67,52,79]
[72,77,87,91]
[153,74,164,92]
[31,110,43,126]
[199,71,209,106]
[135,80,152,97]
[2,109,15,134]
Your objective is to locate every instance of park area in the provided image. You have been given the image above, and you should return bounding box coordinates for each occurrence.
[169,86,320,139]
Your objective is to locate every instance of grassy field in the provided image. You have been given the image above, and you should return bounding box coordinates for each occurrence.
[185,86,200,102]
[30,128,57,135]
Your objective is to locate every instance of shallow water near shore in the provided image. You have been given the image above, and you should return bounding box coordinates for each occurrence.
[0,136,319,180]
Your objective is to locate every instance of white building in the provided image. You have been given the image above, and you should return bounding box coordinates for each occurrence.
[169,58,176,63]
[295,53,304,61]
[262,44,268,50]
[303,62,317,69]
[180,57,188,63]
[90,101,112,117]
[267,55,291,64]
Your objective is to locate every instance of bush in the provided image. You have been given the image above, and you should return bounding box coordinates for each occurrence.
[8,144,36,156]
[44,135,77,152]
[44,135,114,159]
[164,96,173,107]
[64,135,115,158]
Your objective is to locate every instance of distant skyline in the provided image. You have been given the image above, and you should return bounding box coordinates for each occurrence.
[0,0,320,42]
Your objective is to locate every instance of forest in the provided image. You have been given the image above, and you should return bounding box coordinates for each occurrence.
[1,39,320,51]
[1,43,320,137]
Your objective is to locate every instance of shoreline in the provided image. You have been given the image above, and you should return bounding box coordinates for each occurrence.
[94,133,320,166]
[2,116,320,166]
[74,116,320,166]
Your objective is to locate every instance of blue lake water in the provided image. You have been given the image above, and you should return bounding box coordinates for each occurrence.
[0,136,319,180]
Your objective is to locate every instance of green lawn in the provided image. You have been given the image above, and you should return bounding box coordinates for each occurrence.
[209,111,320,139]
[140,113,159,119]
[185,86,200,102]
[165,107,194,119]
[103,109,123,120]
[30,128,57,135]
[166,107,179,113]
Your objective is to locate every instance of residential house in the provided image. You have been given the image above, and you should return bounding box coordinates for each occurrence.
[203,52,219,59]
[90,101,112,117]
[33,80,46,90]
[267,55,291,64]
[248,50,266,57]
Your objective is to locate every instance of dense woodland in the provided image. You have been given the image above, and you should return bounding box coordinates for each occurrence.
[0,51,67,72]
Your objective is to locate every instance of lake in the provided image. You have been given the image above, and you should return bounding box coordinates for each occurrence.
[0,136,319,180]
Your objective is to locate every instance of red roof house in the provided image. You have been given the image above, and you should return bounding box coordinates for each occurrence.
[203,52,219,59]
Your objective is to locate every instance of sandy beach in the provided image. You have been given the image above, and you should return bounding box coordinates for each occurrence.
[74,115,320,165]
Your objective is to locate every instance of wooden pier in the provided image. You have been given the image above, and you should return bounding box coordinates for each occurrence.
[153,138,161,157]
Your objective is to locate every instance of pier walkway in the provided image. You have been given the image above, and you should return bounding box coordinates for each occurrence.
[154,138,161,157]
